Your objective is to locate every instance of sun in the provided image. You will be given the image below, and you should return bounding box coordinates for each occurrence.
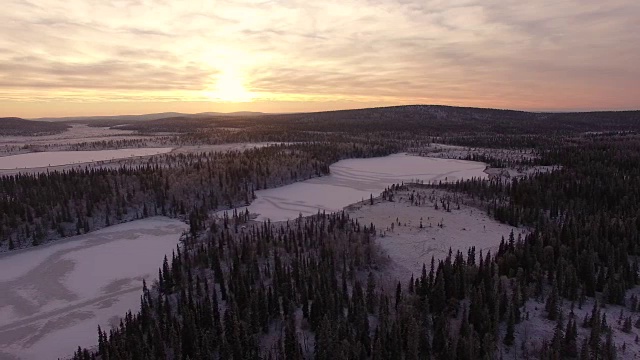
[204,71,254,102]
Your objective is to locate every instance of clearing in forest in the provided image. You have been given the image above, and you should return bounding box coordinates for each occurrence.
[347,186,523,280]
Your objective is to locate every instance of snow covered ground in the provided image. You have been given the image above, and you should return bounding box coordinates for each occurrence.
[0,124,153,147]
[347,187,523,280]
[500,288,640,359]
[220,153,489,222]
[415,143,539,162]
[0,142,295,176]
[0,148,173,170]
[0,217,188,360]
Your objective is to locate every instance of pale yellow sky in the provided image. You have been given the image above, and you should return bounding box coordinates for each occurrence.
[1,0,639,118]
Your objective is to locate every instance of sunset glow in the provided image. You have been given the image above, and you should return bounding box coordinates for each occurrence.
[203,71,255,102]
[1,0,639,117]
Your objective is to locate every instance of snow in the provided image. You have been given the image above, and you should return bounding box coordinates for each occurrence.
[500,288,640,359]
[347,187,523,279]
[0,124,150,147]
[220,153,488,222]
[484,165,561,181]
[0,142,295,176]
[416,143,539,162]
[0,148,173,169]
[0,217,188,360]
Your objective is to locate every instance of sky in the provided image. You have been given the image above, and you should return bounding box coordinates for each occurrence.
[1,0,639,118]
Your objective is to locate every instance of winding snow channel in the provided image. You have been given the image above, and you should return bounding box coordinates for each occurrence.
[0,148,173,170]
[0,217,188,360]
[220,153,488,222]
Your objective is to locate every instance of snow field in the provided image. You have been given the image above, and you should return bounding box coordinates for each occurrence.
[0,148,173,169]
[220,153,489,222]
[0,217,188,360]
[346,187,523,280]
[0,124,142,146]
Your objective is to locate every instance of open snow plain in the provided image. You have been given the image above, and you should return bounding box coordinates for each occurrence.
[221,153,488,222]
[0,125,151,147]
[347,187,523,279]
[0,217,188,360]
[0,148,173,170]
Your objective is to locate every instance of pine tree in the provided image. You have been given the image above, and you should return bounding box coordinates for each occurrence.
[504,307,515,346]
[366,272,377,314]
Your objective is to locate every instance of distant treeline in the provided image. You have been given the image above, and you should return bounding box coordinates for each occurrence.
[0,117,70,136]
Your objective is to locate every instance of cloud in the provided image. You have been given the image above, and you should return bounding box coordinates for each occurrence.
[0,55,214,92]
[1,0,639,114]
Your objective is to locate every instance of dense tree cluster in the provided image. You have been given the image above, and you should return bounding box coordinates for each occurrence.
[0,117,69,136]
[0,142,398,250]
[441,134,640,305]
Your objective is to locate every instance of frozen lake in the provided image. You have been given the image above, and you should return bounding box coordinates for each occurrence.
[0,124,157,147]
[221,153,488,222]
[0,148,173,169]
[0,217,188,360]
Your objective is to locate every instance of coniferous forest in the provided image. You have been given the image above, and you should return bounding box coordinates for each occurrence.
[2,106,640,359]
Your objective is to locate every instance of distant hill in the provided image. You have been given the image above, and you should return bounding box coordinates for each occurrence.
[0,117,70,136]
[94,105,640,136]
[34,111,267,123]
[19,105,640,135]
[114,116,224,133]
[251,105,640,135]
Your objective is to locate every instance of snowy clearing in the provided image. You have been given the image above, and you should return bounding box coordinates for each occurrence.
[0,217,188,360]
[416,143,539,162]
[347,187,523,280]
[220,153,488,222]
[0,148,173,169]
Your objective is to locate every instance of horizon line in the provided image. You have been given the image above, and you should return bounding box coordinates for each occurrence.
[12,104,639,121]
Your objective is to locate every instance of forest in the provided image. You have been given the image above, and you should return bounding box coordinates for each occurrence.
[2,106,640,359]
[0,117,70,136]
